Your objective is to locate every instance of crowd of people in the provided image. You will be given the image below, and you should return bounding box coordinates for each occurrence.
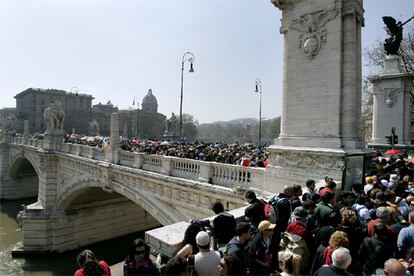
[72,152,414,275]
[63,134,270,167]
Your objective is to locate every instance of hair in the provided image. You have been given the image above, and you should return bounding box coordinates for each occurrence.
[356,194,369,205]
[321,192,335,204]
[373,222,388,238]
[278,250,302,275]
[327,180,337,189]
[222,253,245,275]
[245,190,257,201]
[164,256,187,275]
[303,199,316,210]
[329,231,349,249]
[383,258,406,276]
[292,184,302,196]
[306,179,315,187]
[376,206,390,220]
[211,200,224,214]
[77,249,98,267]
[340,208,358,226]
[332,247,352,269]
[128,238,150,261]
[352,183,363,193]
[235,222,251,236]
[179,222,204,254]
[340,191,355,202]
[409,211,414,224]
[77,249,104,276]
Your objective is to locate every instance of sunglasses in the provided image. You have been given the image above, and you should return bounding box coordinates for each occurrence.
[135,250,145,255]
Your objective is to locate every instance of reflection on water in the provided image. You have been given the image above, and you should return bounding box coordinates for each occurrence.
[0,198,144,276]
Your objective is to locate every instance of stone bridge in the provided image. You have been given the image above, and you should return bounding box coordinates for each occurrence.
[0,135,273,254]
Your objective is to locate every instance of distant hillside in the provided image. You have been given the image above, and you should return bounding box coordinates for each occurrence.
[206,118,258,126]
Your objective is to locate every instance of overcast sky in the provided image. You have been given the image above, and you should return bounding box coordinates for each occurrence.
[0,0,413,123]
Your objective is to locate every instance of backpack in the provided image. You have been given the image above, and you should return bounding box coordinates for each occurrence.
[83,260,104,276]
[187,254,197,276]
[279,232,310,274]
[268,195,292,224]
[259,199,277,224]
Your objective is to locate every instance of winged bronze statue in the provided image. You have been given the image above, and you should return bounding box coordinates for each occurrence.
[382,15,414,55]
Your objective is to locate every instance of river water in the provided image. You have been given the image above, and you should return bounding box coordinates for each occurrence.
[0,198,144,276]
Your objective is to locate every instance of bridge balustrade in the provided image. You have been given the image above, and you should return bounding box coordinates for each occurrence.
[171,158,201,180]
[142,155,163,173]
[9,138,264,189]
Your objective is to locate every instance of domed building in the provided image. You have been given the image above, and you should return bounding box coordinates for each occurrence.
[141,89,158,113]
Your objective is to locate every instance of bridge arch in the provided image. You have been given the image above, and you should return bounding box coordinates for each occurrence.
[7,154,39,199]
[52,176,188,252]
[56,176,187,225]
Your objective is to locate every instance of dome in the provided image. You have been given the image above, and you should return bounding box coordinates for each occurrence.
[142,89,158,113]
[142,89,158,105]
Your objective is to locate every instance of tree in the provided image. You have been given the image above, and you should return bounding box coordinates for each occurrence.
[182,113,198,141]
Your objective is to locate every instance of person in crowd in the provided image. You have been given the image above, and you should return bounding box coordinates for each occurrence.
[319,178,336,195]
[278,250,302,276]
[382,258,407,276]
[311,226,335,275]
[314,191,335,227]
[218,253,246,276]
[286,206,308,239]
[302,179,316,202]
[175,221,205,258]
[123,239,159,275]
[210,201,236,251]
[352,194,371,227]
[190,231,221,276]
[74,249,111,276]
[358,223,395,275]
[367,206,395,237]
[323,231,350,266]
[273,186,293,233]
[291,184,303,210]
[226,222,251,266]
[338,208,365,274]
[314,247,352,276]
[163,256,187,276]
[244,190,265,228]
[247,220,276,275]
[338,191,356,210]
[397,210,414,259]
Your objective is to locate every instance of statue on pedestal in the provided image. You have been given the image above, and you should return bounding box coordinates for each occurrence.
[382,15,414,56]
[44,101,65,133]
[89,120,100,136]
[3,115,16,133]
[166,113,179,138]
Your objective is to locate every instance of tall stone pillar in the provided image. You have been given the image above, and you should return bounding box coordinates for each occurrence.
[108,113,120,163]
[369,55,414,148]
[266,0,370,191]
[23,120,29,143]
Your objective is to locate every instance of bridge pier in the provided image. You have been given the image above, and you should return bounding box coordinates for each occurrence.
[0,142,12,198]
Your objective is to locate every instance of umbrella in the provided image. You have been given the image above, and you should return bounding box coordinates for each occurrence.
[384,149,401,155]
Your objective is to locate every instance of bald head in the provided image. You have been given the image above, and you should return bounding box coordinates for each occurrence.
[383,258,406,276]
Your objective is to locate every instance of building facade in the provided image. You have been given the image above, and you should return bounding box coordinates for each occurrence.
[13,88,166,138]
[14,88,93,134]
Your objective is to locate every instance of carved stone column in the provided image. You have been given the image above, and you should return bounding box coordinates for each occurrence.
[267,0,370,190]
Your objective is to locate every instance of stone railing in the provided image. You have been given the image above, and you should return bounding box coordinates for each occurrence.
[9,139,264,189]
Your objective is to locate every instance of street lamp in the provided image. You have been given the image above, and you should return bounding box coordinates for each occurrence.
[179,52,195,140]
[254,78,262,146]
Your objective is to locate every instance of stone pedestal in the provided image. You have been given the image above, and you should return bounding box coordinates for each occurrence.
[43,130,64,151]
[269,0,370,188]
[368,55,414,147]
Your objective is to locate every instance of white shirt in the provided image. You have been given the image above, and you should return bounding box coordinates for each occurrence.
[194,250,221,276]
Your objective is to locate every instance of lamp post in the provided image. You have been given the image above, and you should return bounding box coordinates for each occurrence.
[255,78,262,146]
[179,52,195,140]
